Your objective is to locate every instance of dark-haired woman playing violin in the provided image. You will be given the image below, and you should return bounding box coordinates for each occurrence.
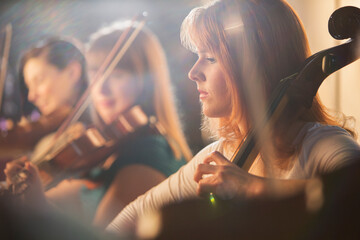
[5,23,191,228]
[0,37,90,184]
[107,0,360,234]
[0,37,88,156]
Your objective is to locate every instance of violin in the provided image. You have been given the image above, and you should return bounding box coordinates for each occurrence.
[231,6,360,170]
[27,105,158,192]
[0,108,72,152]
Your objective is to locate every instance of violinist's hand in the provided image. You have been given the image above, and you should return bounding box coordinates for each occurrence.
[4,156,29,187]
[193,151,265,200]
[4,157,46,206]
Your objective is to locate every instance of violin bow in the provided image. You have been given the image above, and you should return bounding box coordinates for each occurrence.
[57,13,147,137]
[32,13,147,163]
[230,6,360,171]
[0,23,12,113]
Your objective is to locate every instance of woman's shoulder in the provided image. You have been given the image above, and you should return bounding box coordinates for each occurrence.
[297,122,358,154]
[296,122,360,175]
[191,138,227,164]
[301,122,354,144]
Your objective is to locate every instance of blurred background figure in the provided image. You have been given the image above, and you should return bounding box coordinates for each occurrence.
[4,21,192,229]
[0,37,88,179]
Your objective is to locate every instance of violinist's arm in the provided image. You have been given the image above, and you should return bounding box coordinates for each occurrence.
[93,164,166,229]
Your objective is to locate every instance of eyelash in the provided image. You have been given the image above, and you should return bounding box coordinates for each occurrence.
[206,57,216,64]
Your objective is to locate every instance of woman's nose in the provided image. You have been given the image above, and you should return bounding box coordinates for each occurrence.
[188,61,204,82]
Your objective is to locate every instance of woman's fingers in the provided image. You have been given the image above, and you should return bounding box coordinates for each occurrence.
[25,162,37,176]
[194,151,254,199]
[4,156,29,177]
[16,156,29,164]
[203,151,231,165]
[4,163,22,175]
[194,151,233,183]
[5,166,23,186]
[194,163,218,182]
[4,161,25,182]
[197,173,241,199]
[197,176,236,199]
[194,151,234,182]
[24,162,43,187]
[197,179,216,197]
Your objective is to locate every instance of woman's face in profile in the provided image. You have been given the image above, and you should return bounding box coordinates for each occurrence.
[23,57,79,115]
[87,51,142,125]
[188,44,231,118]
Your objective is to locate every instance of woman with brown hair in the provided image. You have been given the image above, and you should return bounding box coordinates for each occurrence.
[0,37,88,152]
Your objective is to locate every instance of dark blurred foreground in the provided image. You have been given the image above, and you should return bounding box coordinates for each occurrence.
[156,158,360,240]
[1,155,360,240]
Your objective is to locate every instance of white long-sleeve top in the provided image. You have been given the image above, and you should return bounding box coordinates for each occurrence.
[107,122,360,234]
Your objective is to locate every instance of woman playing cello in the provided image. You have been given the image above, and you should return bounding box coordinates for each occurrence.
[107,0,360,234]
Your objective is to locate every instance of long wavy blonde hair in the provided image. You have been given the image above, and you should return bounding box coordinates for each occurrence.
[181,0,354,154]
[88,22,192,161]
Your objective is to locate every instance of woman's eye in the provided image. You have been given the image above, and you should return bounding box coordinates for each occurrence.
[206,57,216,64]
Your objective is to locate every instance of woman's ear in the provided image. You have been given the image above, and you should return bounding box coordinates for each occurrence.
[65,61,82,84]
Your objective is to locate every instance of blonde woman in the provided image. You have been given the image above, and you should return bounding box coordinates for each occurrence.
[108,0,360,234]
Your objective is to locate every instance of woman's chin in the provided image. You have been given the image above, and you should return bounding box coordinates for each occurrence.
[39,107,51,116]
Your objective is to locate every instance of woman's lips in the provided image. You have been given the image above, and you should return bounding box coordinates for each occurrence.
[98,99,116,107]
[198,89,209,99]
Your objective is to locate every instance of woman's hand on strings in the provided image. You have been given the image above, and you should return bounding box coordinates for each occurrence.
[4,156,46,205]
[194,151,265,199]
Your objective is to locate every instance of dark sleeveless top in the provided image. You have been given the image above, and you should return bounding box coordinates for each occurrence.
[80,134,187,222]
